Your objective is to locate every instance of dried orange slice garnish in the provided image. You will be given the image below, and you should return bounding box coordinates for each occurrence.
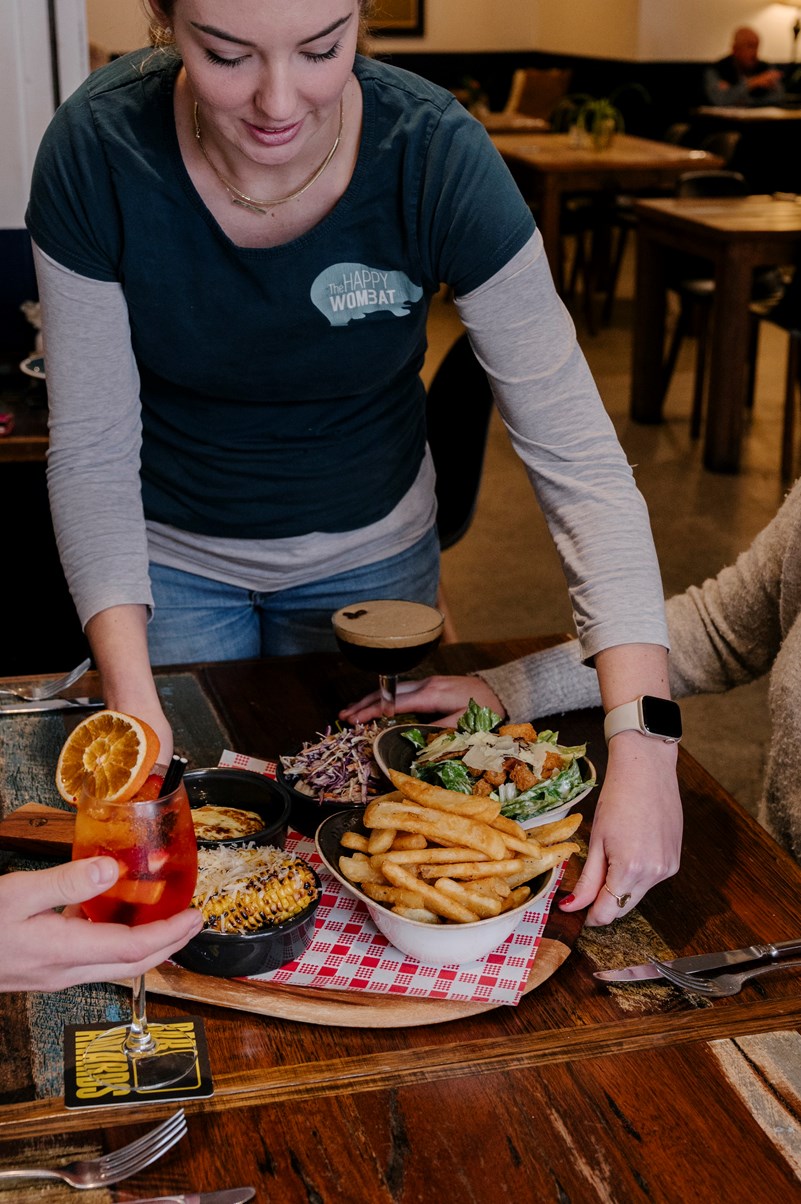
[55,709,160,807]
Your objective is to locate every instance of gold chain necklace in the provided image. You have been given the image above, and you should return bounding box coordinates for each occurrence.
[193,98,344,214]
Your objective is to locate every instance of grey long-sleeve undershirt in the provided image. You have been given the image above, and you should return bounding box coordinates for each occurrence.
[34,231,668,660]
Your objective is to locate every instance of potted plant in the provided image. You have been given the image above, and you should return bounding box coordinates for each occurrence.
[552,83,650,150]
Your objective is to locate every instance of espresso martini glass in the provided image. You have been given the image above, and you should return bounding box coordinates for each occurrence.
[332,599,445,723]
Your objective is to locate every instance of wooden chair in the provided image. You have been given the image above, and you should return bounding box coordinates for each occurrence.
[661,170,784,438]
[503,68,573,123]
[426,333,494,641]
[748,274,801,480]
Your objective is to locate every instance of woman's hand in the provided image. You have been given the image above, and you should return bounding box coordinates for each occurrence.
[339,675,505,726]
[1,859,203,993]
[87,603,174,762]
[558,732,682,925]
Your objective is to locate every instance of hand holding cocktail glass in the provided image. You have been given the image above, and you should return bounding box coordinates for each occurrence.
[61,711,199,1090]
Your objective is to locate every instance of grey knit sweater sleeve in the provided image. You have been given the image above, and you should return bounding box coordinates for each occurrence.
[474,480,801,722]
[474,639,601,724]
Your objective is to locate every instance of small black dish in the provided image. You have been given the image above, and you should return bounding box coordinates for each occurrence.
[372,722,438,782]
[172,865,322,978]
[276,752,377,839]
[184,766,291,849]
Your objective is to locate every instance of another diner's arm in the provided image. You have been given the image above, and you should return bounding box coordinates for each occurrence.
[32,245,171,753]
[361,467,794,723]
[1,859,202,992]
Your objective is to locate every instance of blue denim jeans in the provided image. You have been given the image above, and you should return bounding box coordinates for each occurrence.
[147,526,440,665]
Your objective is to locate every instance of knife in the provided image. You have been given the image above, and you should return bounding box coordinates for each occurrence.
[120,1190,255,1204]
[0,697,105,715]
[594,938,801,982]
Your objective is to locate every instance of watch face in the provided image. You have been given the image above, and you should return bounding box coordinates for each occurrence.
[641,695,683,740]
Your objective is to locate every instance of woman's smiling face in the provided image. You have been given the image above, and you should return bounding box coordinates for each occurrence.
[159,0,360,168]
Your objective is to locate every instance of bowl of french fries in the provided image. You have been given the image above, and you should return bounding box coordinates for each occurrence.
[314,768,581,965]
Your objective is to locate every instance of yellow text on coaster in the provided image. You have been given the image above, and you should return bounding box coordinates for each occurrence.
[63,1016,213,1108]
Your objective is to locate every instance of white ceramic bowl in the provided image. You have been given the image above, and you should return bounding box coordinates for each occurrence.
[315,809,559,966]
[373,723,596,831]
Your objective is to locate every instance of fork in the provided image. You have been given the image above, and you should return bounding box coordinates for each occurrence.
[650,956,801,997]
[0,657,91,702]
[0,1107,186,1189]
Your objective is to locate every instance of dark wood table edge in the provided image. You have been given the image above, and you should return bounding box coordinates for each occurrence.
[4,990,801,1140]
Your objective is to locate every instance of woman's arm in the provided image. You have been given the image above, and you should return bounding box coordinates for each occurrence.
[86,605,173,760]
[33,246,171,750]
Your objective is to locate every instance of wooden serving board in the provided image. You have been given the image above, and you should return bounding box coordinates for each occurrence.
[128,931,575,1028]
[137,857,583,1028]
[0,801,75,859]
[6,805,584,1028]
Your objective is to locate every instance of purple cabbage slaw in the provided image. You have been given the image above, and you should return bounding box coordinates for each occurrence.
[279,722,384,804]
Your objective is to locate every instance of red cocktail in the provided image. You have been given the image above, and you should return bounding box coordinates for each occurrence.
[72,777,199,1090]
[73,780,197,926]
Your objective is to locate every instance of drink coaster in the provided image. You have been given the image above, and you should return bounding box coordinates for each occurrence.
[63,1016,213,1109]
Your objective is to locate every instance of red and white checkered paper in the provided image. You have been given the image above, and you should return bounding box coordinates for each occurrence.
[217,749,564,1006]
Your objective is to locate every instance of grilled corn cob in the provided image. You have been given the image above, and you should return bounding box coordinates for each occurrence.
[193,845,318,934]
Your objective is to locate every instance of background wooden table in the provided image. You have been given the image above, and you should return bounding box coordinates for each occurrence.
[3,638,801,1201]
[491,132,721,287]
[631,194,801,473]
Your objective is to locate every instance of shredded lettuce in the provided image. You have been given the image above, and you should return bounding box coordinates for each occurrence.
[457,698,503,734]
[401,727,427,751]
[498,759,595,821]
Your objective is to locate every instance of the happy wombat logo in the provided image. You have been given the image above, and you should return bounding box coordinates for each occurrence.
[311,262,423,327]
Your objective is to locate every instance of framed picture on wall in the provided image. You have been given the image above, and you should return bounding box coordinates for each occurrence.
[370,0,424,37]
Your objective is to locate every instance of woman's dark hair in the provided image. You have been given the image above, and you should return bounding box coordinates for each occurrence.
[146,1,375,56]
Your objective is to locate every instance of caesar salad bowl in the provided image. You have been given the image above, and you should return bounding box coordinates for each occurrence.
[373,710,596,830]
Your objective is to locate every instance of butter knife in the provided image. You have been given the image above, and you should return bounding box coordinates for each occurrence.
[121,1190,255,1204]
[0,697,104,715]
[594,938,801,982]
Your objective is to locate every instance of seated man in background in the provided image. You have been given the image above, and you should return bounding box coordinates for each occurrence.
[704,26,785,106]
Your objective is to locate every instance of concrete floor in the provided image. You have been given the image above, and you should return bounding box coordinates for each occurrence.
[424,248,793,819]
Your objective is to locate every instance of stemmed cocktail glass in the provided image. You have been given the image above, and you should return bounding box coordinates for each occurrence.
[332,599,444,723]
[72,776,198,1090]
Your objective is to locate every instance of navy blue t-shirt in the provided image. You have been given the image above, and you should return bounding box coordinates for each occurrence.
[27,51,534,538]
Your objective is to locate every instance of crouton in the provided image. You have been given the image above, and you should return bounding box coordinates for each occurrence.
[482,769,507,787]
[542,751,565,778]
[510,761,540,792]
[499,723,538,742]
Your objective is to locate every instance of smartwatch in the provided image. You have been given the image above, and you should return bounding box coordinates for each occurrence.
[604,695,682,744]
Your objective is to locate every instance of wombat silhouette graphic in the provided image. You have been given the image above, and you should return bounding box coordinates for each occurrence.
[311,262,423,327]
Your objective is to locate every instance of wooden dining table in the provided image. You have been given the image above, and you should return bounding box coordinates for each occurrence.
[4,636,801,1201]
[490,132,722,287]
[630,194,801,473]
[691,105,801,195]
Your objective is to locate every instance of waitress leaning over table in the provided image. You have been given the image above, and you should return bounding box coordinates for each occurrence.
[25,0,681,926]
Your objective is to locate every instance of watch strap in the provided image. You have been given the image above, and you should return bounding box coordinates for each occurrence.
[604,698,643,743]
[604,695,682,744]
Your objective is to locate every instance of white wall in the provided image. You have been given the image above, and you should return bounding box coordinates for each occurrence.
[85,0,150,52]
[380,0,801,62]
[82,0,801,63]
[1,0,88,229]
